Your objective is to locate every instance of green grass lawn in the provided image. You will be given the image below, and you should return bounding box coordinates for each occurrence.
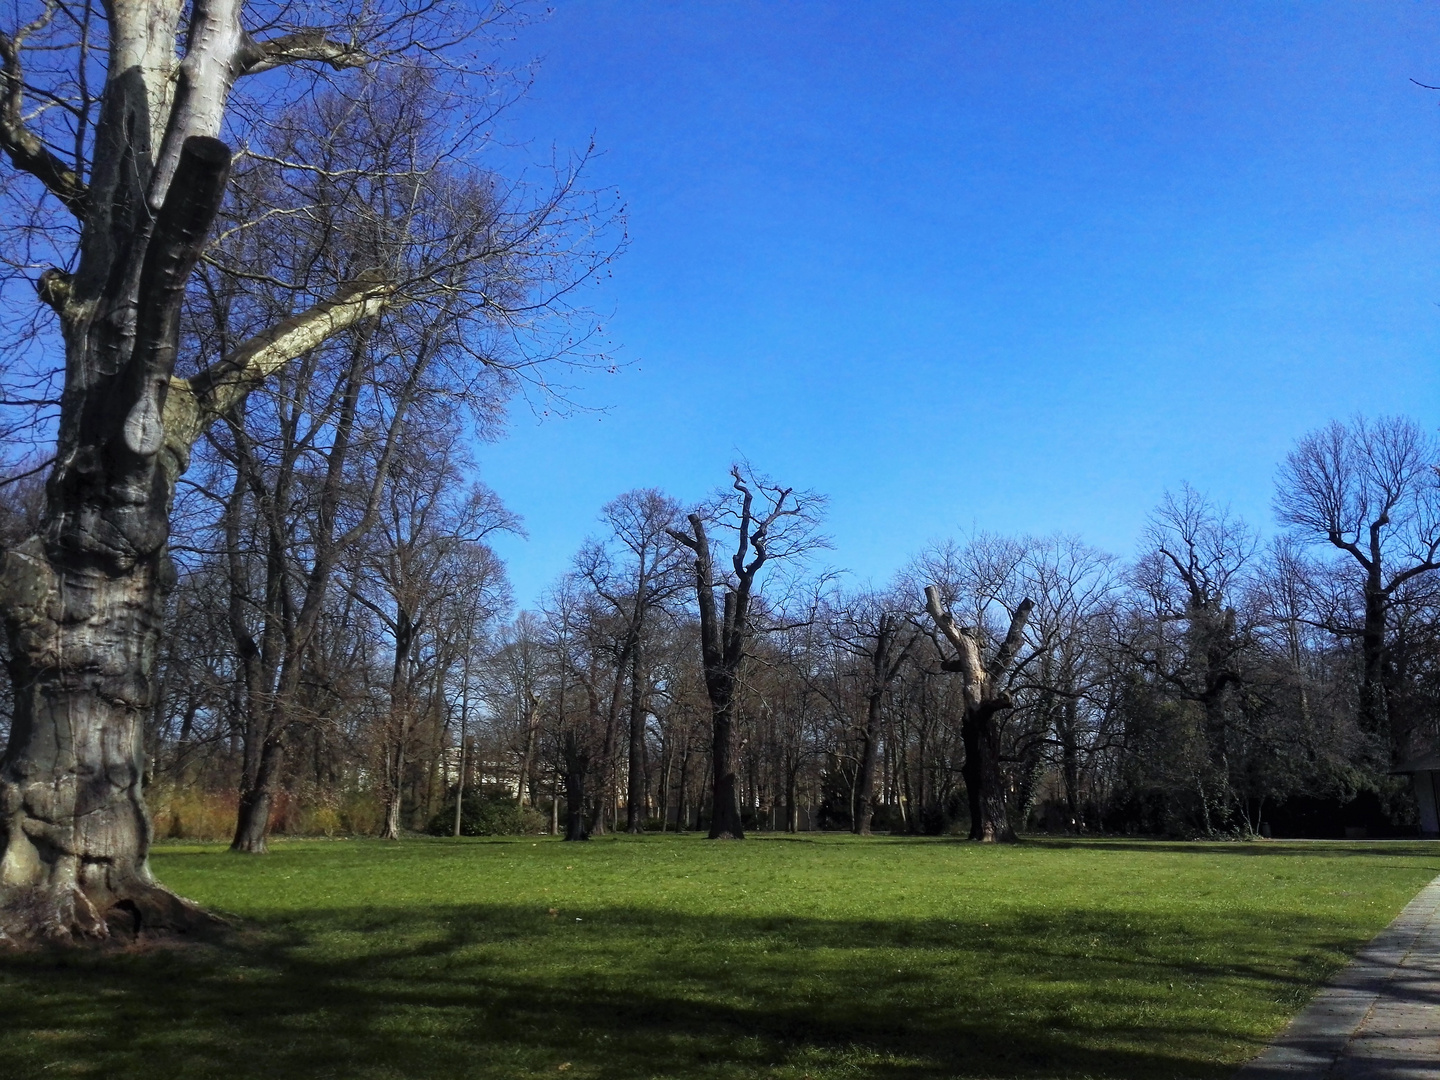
[2,835,1437,1080]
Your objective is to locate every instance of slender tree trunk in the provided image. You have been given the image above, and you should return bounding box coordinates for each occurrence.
[380,607,417,840]
[454,738,467,838]
[516,695,540,807]
[626,645,647,833]
[588,654,629,836]
[563,731,590,842]
[785,766,799,833]
[550,771,559,835]
[853,689,885,835]
[455,642,471,837]
[1061,698,1081,832]
[675,739,691,832]
[658,734,673,832]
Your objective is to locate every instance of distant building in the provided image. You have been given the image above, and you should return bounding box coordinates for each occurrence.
[1393,753,1440,838]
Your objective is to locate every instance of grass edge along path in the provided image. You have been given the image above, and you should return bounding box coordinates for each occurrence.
[3,835,1437,1080]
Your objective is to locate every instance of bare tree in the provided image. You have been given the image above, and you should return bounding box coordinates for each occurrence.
[1124,486,1257,834]
[1016,535,1119,832]
[360,442,516,840]
[829,588,921,835]
[1275,416,1440,759]
[574,489,685,833]
[0,0,612,941]
[920,537,1035,843]
[669,465,825,839]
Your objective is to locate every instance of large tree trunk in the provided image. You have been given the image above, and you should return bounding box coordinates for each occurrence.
[0,0,401,940]
[0,134,235,941]
[1359,575,1392,750]
[709,684,745,839]
[231,733,284,852]
[0,547,216,939]
[959,706,1014,842]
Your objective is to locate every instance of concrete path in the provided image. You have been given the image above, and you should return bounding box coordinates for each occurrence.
[1234,874,1440,1078]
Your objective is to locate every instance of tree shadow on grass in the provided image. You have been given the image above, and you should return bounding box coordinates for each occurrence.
[985,839,1440,860]
[0,898,1392,1080]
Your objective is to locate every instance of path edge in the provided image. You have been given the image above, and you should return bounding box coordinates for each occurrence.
[1232,871,1440,1079]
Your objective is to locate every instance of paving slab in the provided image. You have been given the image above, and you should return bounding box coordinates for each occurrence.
[1234,874,1440,1079]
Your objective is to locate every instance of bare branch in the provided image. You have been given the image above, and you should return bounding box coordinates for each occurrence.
[238,29,371,76]
[0,16,86,217]
[174,272,396,445]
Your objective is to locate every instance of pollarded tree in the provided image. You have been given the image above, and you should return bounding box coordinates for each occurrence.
[918,536,1036,843]
[0,0,611,942]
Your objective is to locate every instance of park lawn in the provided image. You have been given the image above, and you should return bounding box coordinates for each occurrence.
[1,836,1437,1080]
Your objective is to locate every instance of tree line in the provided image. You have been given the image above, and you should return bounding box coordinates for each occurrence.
[0,0,1435,945]
[11,414,1427,849]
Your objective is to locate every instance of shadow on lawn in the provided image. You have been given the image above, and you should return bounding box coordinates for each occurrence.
[1037,840,1440,861]
[0,896,1381,1080]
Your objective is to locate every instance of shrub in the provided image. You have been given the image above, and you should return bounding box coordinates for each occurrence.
[146,784,237,842]
[427,787,546,837]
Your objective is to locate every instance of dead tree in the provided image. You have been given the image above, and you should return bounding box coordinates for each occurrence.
[923,585,1034,842]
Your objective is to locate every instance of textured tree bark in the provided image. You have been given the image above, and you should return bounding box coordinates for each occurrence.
[854,691,885,836]
[707,672,745,840]
[958,704,1012,842]
[0,136,234,941]
[0,0,396,936]
[0,542,215,939]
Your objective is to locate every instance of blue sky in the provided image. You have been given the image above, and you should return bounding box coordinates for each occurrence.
[476,1,1440,608]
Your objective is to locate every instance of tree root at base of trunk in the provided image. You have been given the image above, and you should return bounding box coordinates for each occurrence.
[0,881,228,948]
